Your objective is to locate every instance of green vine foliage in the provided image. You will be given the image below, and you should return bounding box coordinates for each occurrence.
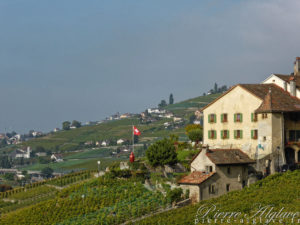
[133,170,300,225]
[0,176,168,225]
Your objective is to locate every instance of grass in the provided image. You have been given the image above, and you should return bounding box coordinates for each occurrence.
[19,157,123,173]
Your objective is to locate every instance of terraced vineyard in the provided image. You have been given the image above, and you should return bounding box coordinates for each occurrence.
[132,170,300,225]
[0,170,95,215]
[0,176,168,225]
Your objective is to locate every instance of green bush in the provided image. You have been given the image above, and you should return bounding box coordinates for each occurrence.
[146,138,177,167]
[166,188,183,204]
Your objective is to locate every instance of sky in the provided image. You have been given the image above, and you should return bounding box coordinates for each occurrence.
[0,0,300,133]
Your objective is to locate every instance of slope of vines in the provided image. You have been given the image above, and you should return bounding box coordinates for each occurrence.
[0,176,168,225]
[133,170,300,225]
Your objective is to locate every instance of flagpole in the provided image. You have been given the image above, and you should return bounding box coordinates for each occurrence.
[132,125,134,154]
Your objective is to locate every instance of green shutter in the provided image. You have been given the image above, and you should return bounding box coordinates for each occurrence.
[214,114,216,123]
[228,130,230,139]
[234,130,237,139]
[221,114,224,123]
[214,130,216,139]
[208,130,211,139]
[251,113,254,122]
[208,114,210,123]
[221,130,224,139]
[234,114,236,122]
[240,130,243,139]
[251,130,254,139]
[240,114,243,122]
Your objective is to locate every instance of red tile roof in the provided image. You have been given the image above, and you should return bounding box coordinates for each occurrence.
[201,83,300,113]
[206,149,255,165]
[247,84,300,113]
[178,171,215,185]
[273,74,300,88]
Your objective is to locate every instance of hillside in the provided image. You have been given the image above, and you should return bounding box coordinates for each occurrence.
[18,93,221,151]
[164,93,221,118]
[133,170,300,225]
[1,93,221,154]
[0,169,299,224]
[0,93,221,173]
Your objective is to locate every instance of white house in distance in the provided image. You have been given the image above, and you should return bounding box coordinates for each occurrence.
[53,128,60,132]
[14,147,31,159]
[101,141,108,147]
[117,139,125,145]
[51,154,63,162]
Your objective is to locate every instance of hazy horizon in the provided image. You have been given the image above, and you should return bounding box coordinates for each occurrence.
[1,0,300,134]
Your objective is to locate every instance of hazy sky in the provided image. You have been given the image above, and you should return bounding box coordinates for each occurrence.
[0,0,300,133]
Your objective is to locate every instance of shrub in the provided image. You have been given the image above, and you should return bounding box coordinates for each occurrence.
[146,138,177,167]
[166,188,183,204]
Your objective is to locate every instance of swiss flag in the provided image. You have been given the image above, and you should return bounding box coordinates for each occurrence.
[133,126,141,136]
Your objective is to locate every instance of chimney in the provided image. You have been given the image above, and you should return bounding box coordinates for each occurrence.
[289,76,296,96]
[294,57,300,76]
[283,81,287,91]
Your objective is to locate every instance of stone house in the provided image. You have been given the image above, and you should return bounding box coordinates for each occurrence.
[201,58,300,174]
[179,148,254,202]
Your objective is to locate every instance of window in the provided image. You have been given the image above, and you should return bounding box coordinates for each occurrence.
[221,113,228,123]
[262,113,268,119]
[234,113,243,122]
[234,130,243,139]
[208,114,216,123]
[206,166,213,173]
[251,130,258,139]
[227,167,231,174]
[221,130,229,139]
[209,184,216,194]
[208,130,217,139]
[251,113,258,122]
[288,130,300,142]
[226,184,230,192]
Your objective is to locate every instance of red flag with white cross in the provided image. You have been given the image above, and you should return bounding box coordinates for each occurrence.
[133,126,141,136]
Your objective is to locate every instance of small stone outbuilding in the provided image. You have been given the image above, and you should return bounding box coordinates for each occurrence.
[178,148,255,202]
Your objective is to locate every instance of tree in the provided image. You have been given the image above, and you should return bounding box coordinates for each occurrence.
[0,139,7,148]
[0,156,12,168]
[185,124,202,134]
[62,121,71,130]
[71,120,81,128]
[185,124,203,147]
[146,138,177,167]
[166,188,183,204]
[169,94,174,105]
[158,100,167,109]
[41,167,53,178]
[214,83,218,93]
[187,129,203,144]
[189,114,196,124]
